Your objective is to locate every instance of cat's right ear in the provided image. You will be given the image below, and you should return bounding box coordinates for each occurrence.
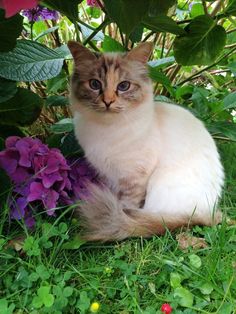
[68,41,96,66]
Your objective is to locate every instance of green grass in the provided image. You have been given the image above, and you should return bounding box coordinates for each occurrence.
[0,142,236,314]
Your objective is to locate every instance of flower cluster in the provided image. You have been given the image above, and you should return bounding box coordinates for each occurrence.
[0,137,98,227]
[22,5,59,22]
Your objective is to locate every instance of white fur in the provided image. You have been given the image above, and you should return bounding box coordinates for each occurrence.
[73,94,224,225]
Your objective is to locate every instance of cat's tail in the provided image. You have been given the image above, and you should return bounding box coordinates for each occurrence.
[76,184,183,241]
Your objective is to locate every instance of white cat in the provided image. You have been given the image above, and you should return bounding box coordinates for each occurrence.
[68,41,224,241]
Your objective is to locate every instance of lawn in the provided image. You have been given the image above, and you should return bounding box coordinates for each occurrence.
[0,142,235,314]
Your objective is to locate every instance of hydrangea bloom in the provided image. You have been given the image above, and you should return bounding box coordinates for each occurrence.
[0,0,38,18]
[0,137,98,227]
[22,5,59,22]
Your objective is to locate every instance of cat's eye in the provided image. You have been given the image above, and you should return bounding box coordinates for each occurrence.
[117,81,130,92]
[89,79,102,90]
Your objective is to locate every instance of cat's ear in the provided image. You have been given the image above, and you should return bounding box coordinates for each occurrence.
[68,41,96,65]
[126,42,153,63]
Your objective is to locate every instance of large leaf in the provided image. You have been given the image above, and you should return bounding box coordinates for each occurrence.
[0,88,43,126]
[42,0,82,20]
[208,122,236,141]
[0,78,17,103]
[0,40,64,82]
[103,0,149,35]
[142,15,185,35]
[148,0,177,16]
[0,10,23,52]
[173,15,226,65]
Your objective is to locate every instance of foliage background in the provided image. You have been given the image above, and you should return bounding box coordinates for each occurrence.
[0,0,236,313]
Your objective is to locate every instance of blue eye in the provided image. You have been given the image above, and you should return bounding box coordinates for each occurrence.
[117,81,130,91]
[89,79,102,90]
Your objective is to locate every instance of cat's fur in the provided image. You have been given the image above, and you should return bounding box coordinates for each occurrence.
[68,41,224,241]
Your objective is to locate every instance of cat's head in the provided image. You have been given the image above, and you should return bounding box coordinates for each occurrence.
[68,42,153,114]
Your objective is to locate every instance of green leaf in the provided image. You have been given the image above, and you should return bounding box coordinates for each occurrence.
[142,15,185,35]
[148,56,175,69]
[148,66,174,95]
[223,91,236,110]
[188,254,202,268]
[0,78,17,103]
[46,95,70,107]
[0,40,64,82]
[50,118,74,133]
[0,10,23,52]
[23,236,41,257]
[38,286,54,308]
[148,0,177,16]
[0,298,15,314]
[228,61,236,76]
[199,282,214,295]
[63,286,74,297]
[62,235,86,250]
[36,265,51,280]
[170,272,182,288]
[35,26,59,41]
[190,3,205,17]
[129,25,144,43]
[174,287,194,307]
[42,0,83,20]
[76,291,90,311]
[0,88,43,126]
[208,121,236,141]
[32,296,43,309]
[174,15,226,65]
[224,0,236,16]
[60,131,83,157]
[102,36,126,52]
[46,70,68,94]
[103,0,149,35]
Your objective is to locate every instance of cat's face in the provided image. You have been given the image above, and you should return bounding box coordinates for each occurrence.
[68,42,153,114]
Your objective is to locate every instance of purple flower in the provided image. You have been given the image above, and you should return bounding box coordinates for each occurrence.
[22,5,59,22]
[0,137,72,225]
[0,136,102,227]
[28,182,59,215]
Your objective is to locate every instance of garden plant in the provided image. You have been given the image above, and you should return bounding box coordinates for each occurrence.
[0,0,236,313]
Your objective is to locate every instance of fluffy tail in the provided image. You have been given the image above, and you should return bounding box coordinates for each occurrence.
[76,184,184,241]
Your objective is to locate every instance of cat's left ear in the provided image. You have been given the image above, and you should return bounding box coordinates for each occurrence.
[68,41,97,66]
[126,42,153,64]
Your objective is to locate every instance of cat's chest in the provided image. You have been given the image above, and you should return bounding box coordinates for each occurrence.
[75,116,158,180]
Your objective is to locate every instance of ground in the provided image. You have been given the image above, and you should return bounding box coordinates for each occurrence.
[0,142,236,314]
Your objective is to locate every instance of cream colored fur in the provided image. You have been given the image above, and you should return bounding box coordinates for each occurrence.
[68,42,224,241]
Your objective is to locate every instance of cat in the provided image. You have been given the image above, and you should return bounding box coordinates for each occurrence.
[67,41,224,241]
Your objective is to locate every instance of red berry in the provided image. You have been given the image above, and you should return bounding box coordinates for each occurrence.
[161,303,172,314]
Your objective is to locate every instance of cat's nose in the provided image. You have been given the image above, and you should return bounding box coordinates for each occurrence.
[103,99,113,109]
